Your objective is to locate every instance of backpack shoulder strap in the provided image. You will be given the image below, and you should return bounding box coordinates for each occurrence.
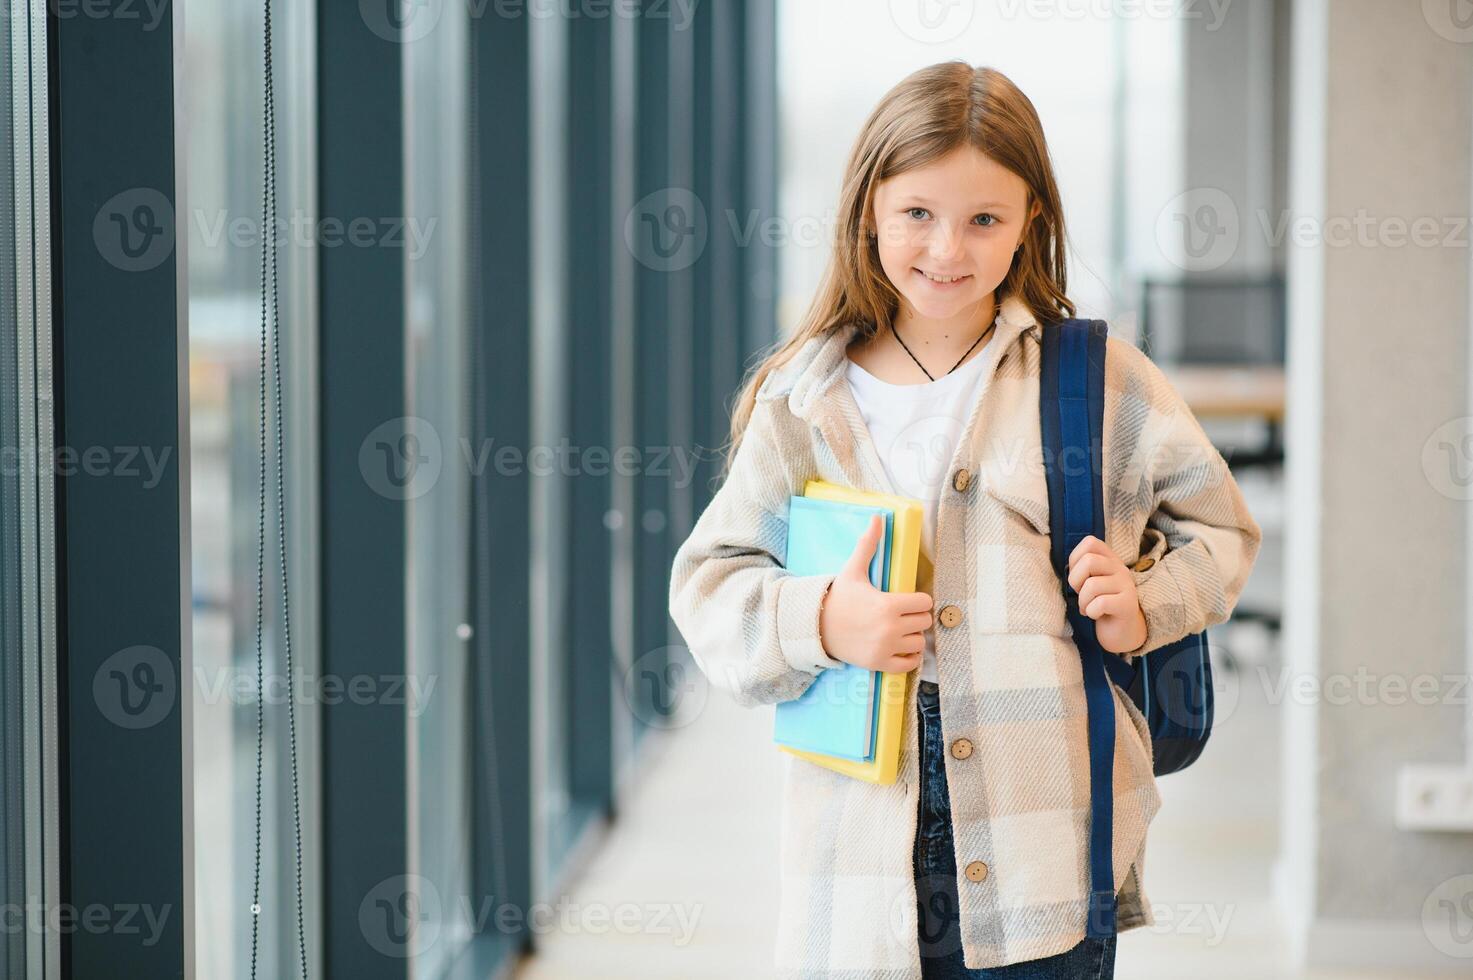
[1039,317,1120,938]
[1039,318,1108,577]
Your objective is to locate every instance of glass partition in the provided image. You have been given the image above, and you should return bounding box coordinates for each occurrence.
[405,6,476,975]
[183,1,322,976]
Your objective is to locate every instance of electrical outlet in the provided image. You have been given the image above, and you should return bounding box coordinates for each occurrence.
[1396,764,1473,832]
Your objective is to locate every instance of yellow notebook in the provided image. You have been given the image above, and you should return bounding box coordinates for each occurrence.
[778,479,923,785]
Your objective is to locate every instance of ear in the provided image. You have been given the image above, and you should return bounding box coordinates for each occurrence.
[1023,197,1043,231]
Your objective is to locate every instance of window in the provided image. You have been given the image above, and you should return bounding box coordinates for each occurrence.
[2,4,58,975]
[183,2,321,976]
[405,6,475,974]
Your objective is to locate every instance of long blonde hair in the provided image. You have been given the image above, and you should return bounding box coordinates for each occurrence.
[722,61,1076,473]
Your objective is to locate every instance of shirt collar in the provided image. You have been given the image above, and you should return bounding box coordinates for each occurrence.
[768,291,1043,422]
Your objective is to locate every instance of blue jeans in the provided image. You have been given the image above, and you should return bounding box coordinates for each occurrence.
[914,680,1117,979]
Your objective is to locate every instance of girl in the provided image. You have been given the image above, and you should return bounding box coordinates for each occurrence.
[668,61,1262,979]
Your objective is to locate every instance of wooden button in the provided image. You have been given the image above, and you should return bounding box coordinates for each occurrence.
[938,604,963,629]
[950,738,973,760]
[964,860,989,882]
[952,468,972,492]
[1132,556,1156,572]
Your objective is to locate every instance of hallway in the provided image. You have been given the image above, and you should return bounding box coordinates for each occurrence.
[517,646,1397,979]
[518,469,1408,979]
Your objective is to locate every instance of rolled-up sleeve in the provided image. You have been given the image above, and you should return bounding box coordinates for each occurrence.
[668,396,846,706]
[1121,369,1264,660]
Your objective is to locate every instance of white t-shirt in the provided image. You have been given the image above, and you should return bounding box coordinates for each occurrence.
[844,336,995,684]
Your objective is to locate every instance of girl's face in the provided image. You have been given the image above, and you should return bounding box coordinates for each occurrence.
[870,146,1036,325]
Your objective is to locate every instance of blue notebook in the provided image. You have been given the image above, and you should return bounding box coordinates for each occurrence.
[772,497,893,761]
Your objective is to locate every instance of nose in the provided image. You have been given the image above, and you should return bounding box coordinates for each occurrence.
[926,220,965,264]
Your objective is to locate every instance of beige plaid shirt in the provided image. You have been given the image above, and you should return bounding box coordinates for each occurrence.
[668,292,1263,975]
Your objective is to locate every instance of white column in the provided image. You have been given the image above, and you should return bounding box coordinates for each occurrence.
[1280,0,1473,970]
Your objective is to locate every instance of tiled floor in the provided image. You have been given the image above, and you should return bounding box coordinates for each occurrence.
[513,468,1418,978]
[510,655,1410,978]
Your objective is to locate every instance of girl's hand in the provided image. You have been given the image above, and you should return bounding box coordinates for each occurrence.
[1066,535,1148,655]
[817,514,934,672]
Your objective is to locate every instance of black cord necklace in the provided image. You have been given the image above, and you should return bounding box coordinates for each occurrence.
[890,317,998,382]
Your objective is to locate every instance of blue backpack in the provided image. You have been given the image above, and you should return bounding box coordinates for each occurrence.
[1039,318,1215,938]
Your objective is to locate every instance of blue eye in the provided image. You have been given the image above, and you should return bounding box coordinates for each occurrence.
[974,213,997,227]
[907,207,930,220]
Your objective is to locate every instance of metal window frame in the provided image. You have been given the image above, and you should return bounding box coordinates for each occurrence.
[564,0,617,837]
[9,2,60,978]
[456,6,535,976]
[315,5,412,977]
[51,5,188,977]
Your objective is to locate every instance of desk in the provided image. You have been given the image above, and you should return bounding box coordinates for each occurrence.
[1159,365,1285,636]
[1162,365,1286,469]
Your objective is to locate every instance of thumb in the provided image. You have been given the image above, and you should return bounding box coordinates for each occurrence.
[840,513,884,581]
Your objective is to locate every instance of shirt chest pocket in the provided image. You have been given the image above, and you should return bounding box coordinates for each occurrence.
[956,458,1072,637]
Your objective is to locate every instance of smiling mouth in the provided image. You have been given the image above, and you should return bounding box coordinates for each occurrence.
[915,268,971,285]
